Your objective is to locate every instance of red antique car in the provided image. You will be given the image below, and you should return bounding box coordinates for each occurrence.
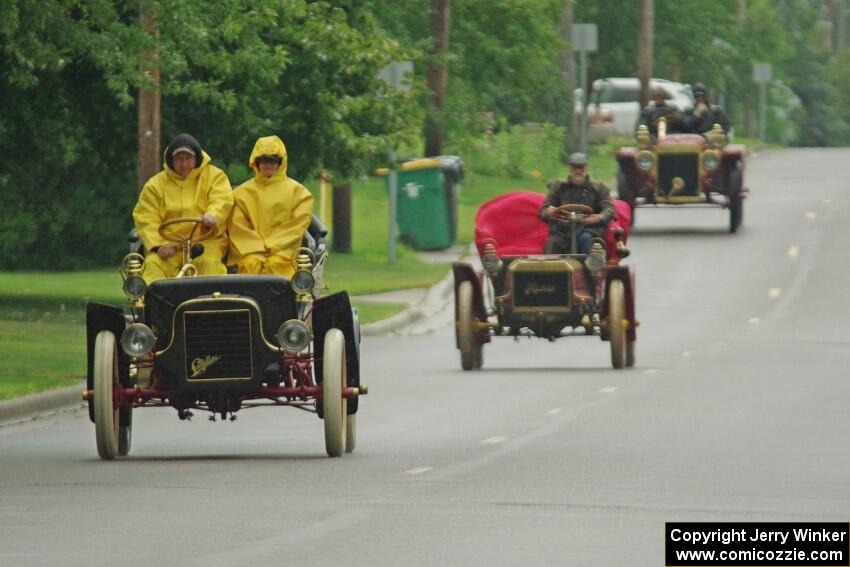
[616,121,747,232]
[452,191,637,370]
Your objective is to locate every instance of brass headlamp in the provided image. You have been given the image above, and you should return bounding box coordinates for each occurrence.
[636,124,651,149]
[481,242,502,278]
[120,253,147,308]
[705,123,727,149]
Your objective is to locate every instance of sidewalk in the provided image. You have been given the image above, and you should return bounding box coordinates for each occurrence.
[0,243,475,425]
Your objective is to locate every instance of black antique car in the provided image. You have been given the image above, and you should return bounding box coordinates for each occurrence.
[452,191,637,370]
[616,120,747,232]
[85,216,364,460]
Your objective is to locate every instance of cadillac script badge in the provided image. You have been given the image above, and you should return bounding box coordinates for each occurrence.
[191,355,221,377]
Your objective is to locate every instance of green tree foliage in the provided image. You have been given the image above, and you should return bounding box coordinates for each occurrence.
[0,1,142,269]
[0,0,420,269]
[371,0,567,141]
[774,0,850,145]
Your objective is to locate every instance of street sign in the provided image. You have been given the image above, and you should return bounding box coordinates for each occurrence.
[753,63,772,83]
[752,63,772,142]
[379,61,413,92]
[572,23,598,52]
[573,23,598,154]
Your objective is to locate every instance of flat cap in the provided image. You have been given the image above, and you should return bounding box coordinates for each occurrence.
[567,152,588,167]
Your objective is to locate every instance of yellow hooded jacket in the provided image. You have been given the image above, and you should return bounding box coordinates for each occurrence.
[133,151,234,259]
[228,136,314,271]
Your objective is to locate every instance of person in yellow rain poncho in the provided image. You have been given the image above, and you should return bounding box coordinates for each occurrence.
[228,135,314,278]
[133,133,234,283]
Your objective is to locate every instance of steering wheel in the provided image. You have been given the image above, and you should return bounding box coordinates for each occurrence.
[157,217,215,245]
[555,204,593,222]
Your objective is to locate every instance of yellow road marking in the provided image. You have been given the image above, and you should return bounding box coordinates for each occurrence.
[787,245,799,257]
[768,288,781,299]
[748,316,761,325]
[404,467,432,475]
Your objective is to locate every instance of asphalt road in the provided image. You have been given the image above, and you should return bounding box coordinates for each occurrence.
[1,148,848,566]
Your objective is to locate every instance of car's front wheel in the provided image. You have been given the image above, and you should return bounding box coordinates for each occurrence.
[608,280,627,369]
[94,331,120,460]
[728,165,744,233]
[457,281,479,371]
[322,329,347,457]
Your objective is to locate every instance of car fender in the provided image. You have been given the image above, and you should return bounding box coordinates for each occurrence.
[86,302,129,423]
[313,291,360,415]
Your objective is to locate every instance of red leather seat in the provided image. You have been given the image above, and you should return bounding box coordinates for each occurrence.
[474,191,631,258]
[474,192,548,257]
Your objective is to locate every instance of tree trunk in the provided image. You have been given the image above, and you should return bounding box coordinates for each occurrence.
[137,3,161,192]
[331,182,352,253]
[560,1,579,158]
[638,0,654,108]
[425,0,449,157]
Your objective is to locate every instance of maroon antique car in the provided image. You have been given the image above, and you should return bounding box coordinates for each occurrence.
[452,191,637,371]
[616,120,747,232]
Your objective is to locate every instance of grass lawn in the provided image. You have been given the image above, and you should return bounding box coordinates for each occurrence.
[0,320,86,400]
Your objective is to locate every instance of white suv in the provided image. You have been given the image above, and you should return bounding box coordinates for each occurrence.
[577,78,694,138]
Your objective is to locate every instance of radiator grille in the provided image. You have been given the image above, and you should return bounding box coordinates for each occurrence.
[183,309,253,380]
[512,271,570,309]
[658,153,699,196]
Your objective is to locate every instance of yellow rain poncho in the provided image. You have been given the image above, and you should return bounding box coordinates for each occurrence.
[228,136,314,278]
[133,137,234,283]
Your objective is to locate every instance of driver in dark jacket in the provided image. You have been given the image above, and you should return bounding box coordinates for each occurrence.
[685,82,731,134]
[539,152,614,254]
[637,87,686,137]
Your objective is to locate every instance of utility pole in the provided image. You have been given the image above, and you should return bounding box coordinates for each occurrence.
[425,0,449,157]
[560,1,579,156]
[137,2,161,191]
[738,1,756,137]
[638,0,654,108]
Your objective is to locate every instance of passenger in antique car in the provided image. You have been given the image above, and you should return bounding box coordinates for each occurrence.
[637,87,687,136]
[227,135,314,278]
[684,82,731,135]
[539,152,615,255]
[133,133,234,283]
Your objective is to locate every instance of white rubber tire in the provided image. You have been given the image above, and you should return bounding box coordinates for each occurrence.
[457,281,476,371]
[323,329,347,457]
[626,341,636,368]
[94,331,120,460]
[608,280,627,369]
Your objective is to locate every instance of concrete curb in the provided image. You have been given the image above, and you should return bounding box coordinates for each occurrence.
[0,382,85,425]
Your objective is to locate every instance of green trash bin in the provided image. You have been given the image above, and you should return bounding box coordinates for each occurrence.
[388,156,463,250]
